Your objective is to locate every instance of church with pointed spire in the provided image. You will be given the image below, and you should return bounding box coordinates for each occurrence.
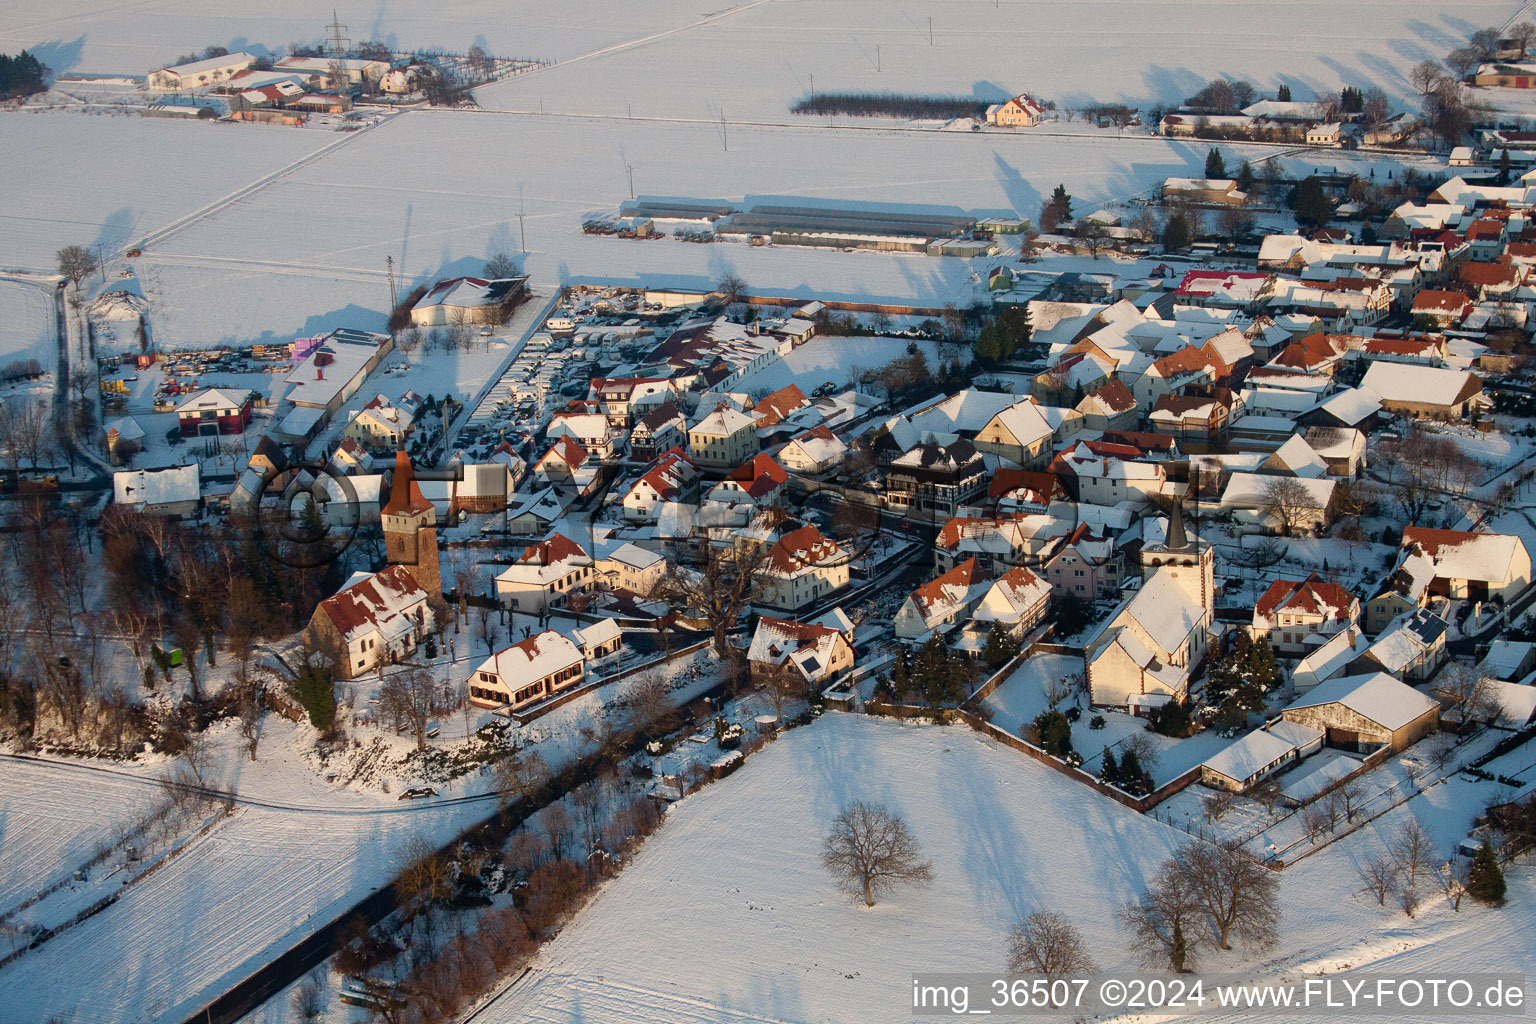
[383,450,441,597]
[1138,493,1215,613]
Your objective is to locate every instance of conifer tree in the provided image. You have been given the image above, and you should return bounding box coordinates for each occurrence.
[1204,147,1227,180]
[1468,841,1507,906]
[1099,748,1120,786]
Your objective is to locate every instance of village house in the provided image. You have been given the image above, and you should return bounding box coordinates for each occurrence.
[113,464,202,518]
[968,564,1052,640]
[934,515,1039,575]
[1399,527,1532,603]
[532,435,602,497]
[494,533,598,613]
[628,400,687,462]
[598,541,667,596]
[1054,440,1165,507]
[305,564,434,681]
[1350,607,1449,683]
[882,440,989,522]
[1281,672,1440,754]
[345,394,416,450]
[1148,389,1240,451]
[708,452,789,506]
[1074,380,1140,431]
[1172,270,1275,310]
[176,387,254,438]
[622,447,699,523]
[688,403,759,470]
[1359,362,1486,420]
[1251,574,1360,656]
[547,404,617,460]
[329,437,375,476]
[747,616,855,691]
[986,94,1047,127]
[895,558,989,640]
[591,377,676,427]
[777,424,848,475]
[757,524,849,612]
[1134,344,1232,409]
[1409,289,1473,327]
[1042,522,1124,600]
[1219,472,1335,533]
[467,630,586,711]
[991,468,1068,513]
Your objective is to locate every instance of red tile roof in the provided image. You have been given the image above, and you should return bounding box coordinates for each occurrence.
[383,451,434,516]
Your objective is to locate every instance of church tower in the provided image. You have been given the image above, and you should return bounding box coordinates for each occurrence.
[1139,492,1215,612]
[383,450,441,596]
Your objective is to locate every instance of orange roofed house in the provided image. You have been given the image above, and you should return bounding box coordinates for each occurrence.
[305,564,435,680]
[1251,573,1360,656]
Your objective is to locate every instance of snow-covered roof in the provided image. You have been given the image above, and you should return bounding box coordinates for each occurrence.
[973,565,1052,625]
[602,541,664,571]
[476,630,584,687]
[1403,527,1529,585]
[1121,570,1205,654]
[113,464,200,508]
[905,558,986,627]
[1263,434,1328,478]
[1316,387,1381,425]
[1202,728,1300,783]
[154,51,257,77]
[174,387,252,415]
[691,404,756,436]
[1360,362,1480,408]
[316,564,428,646]
[1220,472,1335,509]
[747,616,846,682]
[1285,672,1439,731]
[104,415,146,442]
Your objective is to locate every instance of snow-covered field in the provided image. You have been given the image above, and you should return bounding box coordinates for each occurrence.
[482,712,1536,1024]
[1,0,1512,112]
[734,334,945,395]
[0,279,54,365]
[0,113,339,271]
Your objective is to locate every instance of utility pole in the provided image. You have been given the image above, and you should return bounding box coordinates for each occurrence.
[326,9,349,57]
[518,211,527,254]
[876,45,881,72]
[626,163,635,199]
[385,255,397,311]
[928,17,933,44]
[809,72,814,99]
[721,110,728,152]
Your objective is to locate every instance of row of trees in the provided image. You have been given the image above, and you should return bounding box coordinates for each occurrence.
[789,91,990,120]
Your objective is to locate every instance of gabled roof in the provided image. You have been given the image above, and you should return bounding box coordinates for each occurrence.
[906,558,985,624]
[752,384,809,427]
[315,564,427,644]
[629,448,697,501]
[748,616,847,680]
[539,435,590,470]
[1285,671,1438,731]
[635,399,685,434]
[476,629,584,687]
[1254,573,1357,623]
[1410,289,1472,316]
[1360,362,1481,408]
[1402,527,1528,584]
[989,468,1063,503]
[765,524,843,576]
[1078,379,1137,416]
[1120,571,1206,654]
[174,387,252,415]
[974,565,1051,624]
[723,452,789,497]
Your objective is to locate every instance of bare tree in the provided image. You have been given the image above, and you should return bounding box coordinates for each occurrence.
[1469,26,1502,60]
[493,747,548,807]
[1260,476,1320,537]
[1119,860,1203,972]
[539,803,576,861]
[659,542,770,660]
[1434,662,1502,726]
[1334,779,1366,823]
[237,682,263,761]
[1409,60,1444,97]
[291,971,323,1021]
[624,669,676,736]
[1357,852,1398,905]
[1390,819,1433,889]
[56,245,96,286]
[1007,911,1096,990]
[1437,857,1470,911]
[1511,21,1536,60]
[715,271,748,307]
[821,800,933,907]
[1175,840,1281,951]
[1362,86,1391,126]
[1121,732,1162,774]
[1445,48,1481,80]
[378,667,447,750]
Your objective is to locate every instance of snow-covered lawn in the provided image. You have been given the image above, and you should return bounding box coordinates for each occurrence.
[0,279,55,366]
